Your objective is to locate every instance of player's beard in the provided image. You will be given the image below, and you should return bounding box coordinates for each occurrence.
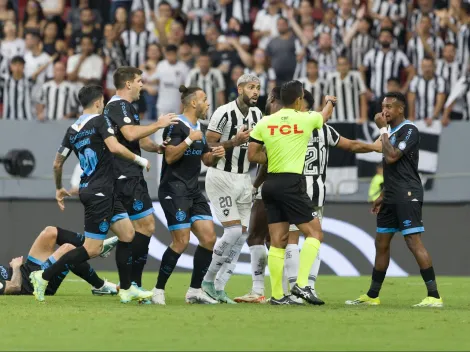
[242,92,257,107]
[196,104,207,120]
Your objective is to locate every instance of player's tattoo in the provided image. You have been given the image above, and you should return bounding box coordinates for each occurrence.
[53,153,68,190]
[381,135,402,164]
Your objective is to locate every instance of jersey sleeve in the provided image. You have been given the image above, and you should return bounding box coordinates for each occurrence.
[306,111,324,131]
[163,121,185,146]
[326,124,341,147]
[395,125,419,156]
[95,115,115,140]
[106,101,135,129]
[437,76,446,94]
[409,76,418,93]
[0,279,5,295]
[57,129,73,158]
[250,120,264,144]
[207,106,228,134]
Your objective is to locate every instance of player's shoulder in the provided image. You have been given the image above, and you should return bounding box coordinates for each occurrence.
[394,120,419,136]
[249,106,263,118]
[213,101,233,116]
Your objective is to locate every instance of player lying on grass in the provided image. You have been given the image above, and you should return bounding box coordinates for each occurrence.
[0,226,118,296]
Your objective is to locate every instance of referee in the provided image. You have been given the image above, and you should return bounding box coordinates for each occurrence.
[248,80,336,305]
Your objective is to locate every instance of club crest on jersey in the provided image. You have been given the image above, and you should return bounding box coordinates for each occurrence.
[133,200,144,211]
[176,210,186,222]
[134,114,140,122]
[390,135,396,145]
[124,117,131,123]
[99,220,109,233]
[398,141,406,150]
[223,209,230,216]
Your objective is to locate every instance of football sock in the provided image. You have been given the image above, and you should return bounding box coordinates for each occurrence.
[308,248,322,289]
[296,237,320,287]
[215,232,248,291]
[284,244,299,291]
[69,262,104,289]
[116,241,132,290]
[56,227,85,247]
[190,246,213,289]
[131,232,151,287]
[250,245,266,295]
[268,246,285,300]
[156,247,181,290]
[367,268,386,298]
[420,266,440,299]
[42,246,90,281]
[204,225,242,282]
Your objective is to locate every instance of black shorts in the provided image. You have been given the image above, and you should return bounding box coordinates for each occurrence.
[20,258,67,295]
[261,173,315,225]
[159,190,212,231]
[115,176,154,221]
[79,192,114,240]
[377,202,424,235]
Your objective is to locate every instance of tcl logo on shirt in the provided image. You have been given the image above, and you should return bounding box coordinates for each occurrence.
[267,125,304,135]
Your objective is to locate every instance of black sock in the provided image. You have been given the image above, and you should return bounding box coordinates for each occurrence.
[69,262,104,289]
[131,232,151,287]
[42,246,90,281]
[56,227,85,247]
[116,241,132,290]
[420,266,440,298]
[367,268,386,298]
[190,245,213,289]
[156,247,181,290]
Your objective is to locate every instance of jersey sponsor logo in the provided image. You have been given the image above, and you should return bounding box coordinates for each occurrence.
[107,128,114,135]
[69,128,95,143]
[99,220,110,233]
[124,117,131,123]
[403,220,412,227]
[0,266,8,280]
[120,102,128,117]
[267,124,304,135]
[133,200,144,212]
[133,114,140,122]
[184,148,203,156]
[74,137,91,150]
[398,141,406,150]
[176,209,187,222]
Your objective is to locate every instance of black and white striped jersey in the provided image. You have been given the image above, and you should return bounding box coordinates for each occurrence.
[219,0,250,33]
[347,33,375,70]
[335,9,356,37]
[309,47,339,80]
[406,35,444,75]
[325,71,367,122]
[409,75,446,120]
[371,0,407,21]
[445,75,470,120]
[37,80,78,120]
[293,39,315,79]
[457,24,470,73]
[0,75,35,120]
[244,67,276,98]
[436,59,460,93]
[185,68,225,117]
[303,124,341,207]
[298,77,326,111]
[362,48,410,98]
[408,10,441,35]
[207,100,262,174]
[102,42,127,73]
[182,0,219,36]
[121,29,157,68]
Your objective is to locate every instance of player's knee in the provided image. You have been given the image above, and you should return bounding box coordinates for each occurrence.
[171,235,189,253]
[41,226,58,241]
[60,243,76,253]
[404,234,422,252]
[247,233,264,246]
[375,237,391,253]
[137,215,155,235]
[199,231,216,249]
[83,241,103,257]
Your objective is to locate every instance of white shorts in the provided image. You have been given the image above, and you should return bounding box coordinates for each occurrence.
[205,167,252,228]
[289,206,324,231]
[254,184,263,200]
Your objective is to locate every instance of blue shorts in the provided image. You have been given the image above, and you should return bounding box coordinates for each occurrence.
[376,202,424,235]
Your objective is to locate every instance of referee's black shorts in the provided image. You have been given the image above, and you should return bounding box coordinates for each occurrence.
[261,173,315,225]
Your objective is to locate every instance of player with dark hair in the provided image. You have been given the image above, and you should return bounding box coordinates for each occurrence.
[346,92,443,307]
[1,226,118,296]
[30,84,154,303]
[248,80,337,305]
[104,66,178,302]
[152,85,226,305]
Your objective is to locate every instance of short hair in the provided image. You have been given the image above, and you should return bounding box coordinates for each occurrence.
[280,80,303,106]
[237,73,260,87]
[303,89,314,111]
[78,85,103,109]
[159,0,171,8]
[277,16,288,24]
[165,45,178,53]
[10,56,25,65]
[198,52,211,59]
[387,77,400,85]
[337,55,349,63]
[306,59,318,66]
[271,86,281,102]
[24,30,41,40]
[179,85,203,106]
[361,15,373,27]
[80,7,93,14]
[379,28,393,36]
[422,55,434,63]
[113,66,143,89]
[80,34,93,44]
[383,92,406,107]
[444,41,457,48]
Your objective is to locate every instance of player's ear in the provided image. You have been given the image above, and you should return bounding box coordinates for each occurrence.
[237,84,243,95]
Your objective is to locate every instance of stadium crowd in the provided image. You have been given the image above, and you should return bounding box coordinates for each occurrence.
[0,0,469,124]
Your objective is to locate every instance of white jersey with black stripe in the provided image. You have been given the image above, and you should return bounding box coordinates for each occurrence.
[207,100,262,174]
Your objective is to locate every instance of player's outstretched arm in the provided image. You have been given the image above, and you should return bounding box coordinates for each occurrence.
[320,96,337,123]
[337,137,382,153]
[202,146,225,166]
[248,141,267,165]
[139,136,165,154]
[119,113,178,142]
[165,129,203,164]
[4,256,23,295]
[53,152,72,211]
[104,136,150,172]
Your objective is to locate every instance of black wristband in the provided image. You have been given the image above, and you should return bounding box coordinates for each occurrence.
[327,100,336,107]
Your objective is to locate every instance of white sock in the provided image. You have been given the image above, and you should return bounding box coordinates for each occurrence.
[250,245,266,295]
[308,248,321,289]
[204,225,242,282]
[215,232,248,291]
[284,244,299,293]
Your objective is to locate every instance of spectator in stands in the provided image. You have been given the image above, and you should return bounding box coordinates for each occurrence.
[186,52,225,117]
[407,15,444,75]
[298,59,325,111]
[438,0,461,44]
[295,0,315,27]
[244,48,276,111]
[266,17,296,84]
[110,0,132,23]
[43,21,60,56]
[227,64,244,102]
[442,63,470,125]
[288,8,315,79]
[191,41,202,62]
[155,45,190,115]
[67,0,102,34]
[210,35,244,81]
[386,77,402,93]
[40,0,66,38]
[121,10,157,68]
[219,0,251,36]
[336,0,356,37]
[408,0,441,39]
[310,32,339,80]
[436,42,460,94]
[343,7,375,70]
[178,41,195,68]
[0,20,25,66]
[151,1,175,40]
[456,2,470,74]
[253,0,285,50]
[314,7,341,47]
[113,6,129,37]
[102,23,127,97]
[0,56,35,120]
[69,8,102,55]
[183,0,219,46]
[20,0,46,38]
[36,61,77,121]
[0,0,16,40]
[162,20,186,47]
[408,56,446,126]
[66,35,104,85]
[369,0,407,24]
[225,17,252,51]
[204,25,219,53]
[141,43,162,120]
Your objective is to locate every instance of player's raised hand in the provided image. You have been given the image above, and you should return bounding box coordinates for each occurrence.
[9,256,23,268]
[374,112,387,128]
[56,188,71,211]
[189,129,203,141]
[211,146,225,158]
[234,125,252,146]
[156,113,179,129]
[324,95,337,105]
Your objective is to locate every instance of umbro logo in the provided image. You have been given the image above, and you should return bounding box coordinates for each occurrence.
[165,196,172,200]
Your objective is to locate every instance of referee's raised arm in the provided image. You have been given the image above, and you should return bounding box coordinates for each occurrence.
[319,95,337,123]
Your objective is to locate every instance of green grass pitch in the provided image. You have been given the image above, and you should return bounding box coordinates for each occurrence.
[1,273,469,351]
